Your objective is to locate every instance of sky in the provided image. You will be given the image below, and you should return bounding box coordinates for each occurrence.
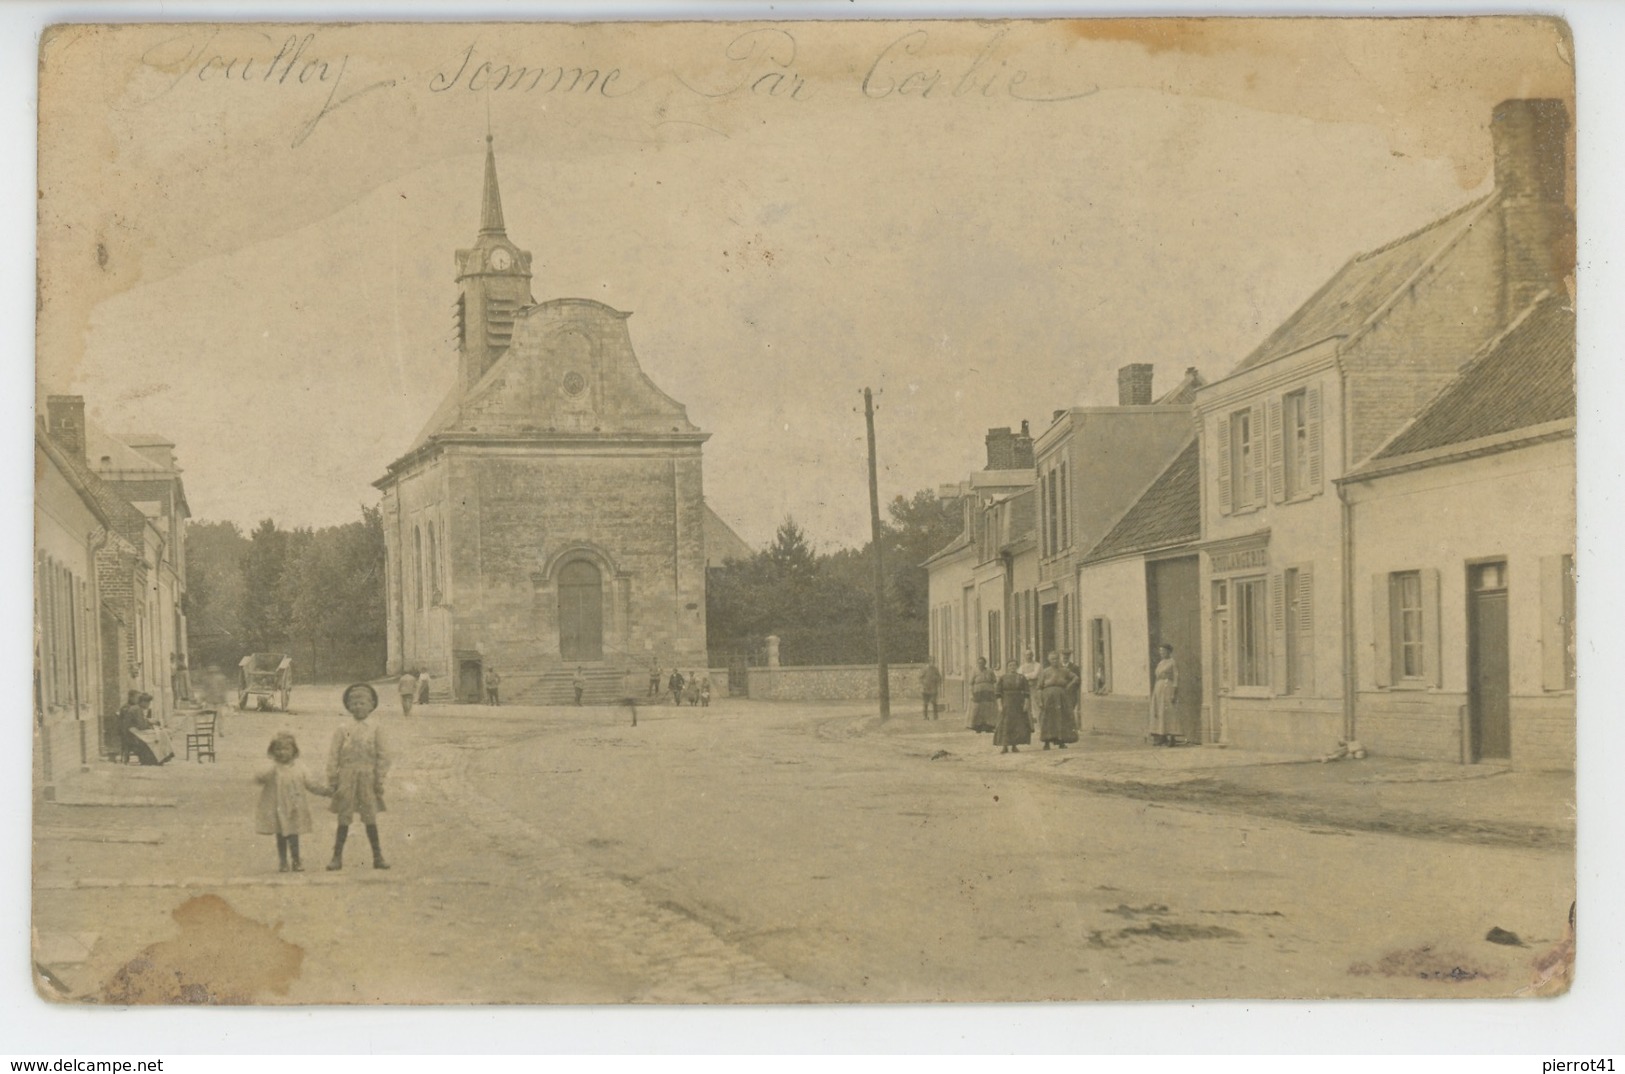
[37,17,1574,550]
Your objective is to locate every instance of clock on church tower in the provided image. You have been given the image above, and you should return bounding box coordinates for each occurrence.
[453,135,535,389]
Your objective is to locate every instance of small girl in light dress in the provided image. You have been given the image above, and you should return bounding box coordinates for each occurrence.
[255,731,332,872]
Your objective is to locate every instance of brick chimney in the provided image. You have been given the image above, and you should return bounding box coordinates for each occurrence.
[46,395,86,460]
[985,422,1035,470]
[1492,98,1573,313]
[985,427,1015,470]
[1012,420,1034,469]
[1117,363,1154,406]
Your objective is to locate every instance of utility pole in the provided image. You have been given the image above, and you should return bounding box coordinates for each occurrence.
[864,387,891,719]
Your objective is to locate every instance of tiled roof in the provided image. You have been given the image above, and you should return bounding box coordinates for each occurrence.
[923,529,974,567]
[37,421,148,537]
[1232,195,1495,375]
[703,505,754,564]
[1082,438,1199,564]
[1372,293,1574,460]
[1155,368,1206,405]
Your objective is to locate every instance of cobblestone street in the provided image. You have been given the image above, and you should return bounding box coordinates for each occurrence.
[33,687,1575,1005]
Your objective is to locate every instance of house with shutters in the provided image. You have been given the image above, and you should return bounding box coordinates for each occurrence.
[1073,436,1202,741]
[36,396,192,774]
[1191,98,1572,756]
[1340,293,1574,768]
[924,423,1036,711]
[1030,365,1203,677]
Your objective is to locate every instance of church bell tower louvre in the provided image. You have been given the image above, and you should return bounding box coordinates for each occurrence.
[454,134,535,392]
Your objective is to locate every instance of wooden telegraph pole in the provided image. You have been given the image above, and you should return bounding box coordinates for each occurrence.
[863,387,891,719]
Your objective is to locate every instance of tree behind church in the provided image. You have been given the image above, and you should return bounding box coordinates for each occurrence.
[705,493,960,666]
[188,508,387,687]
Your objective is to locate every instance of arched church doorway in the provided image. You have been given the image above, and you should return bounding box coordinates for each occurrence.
[558,560,604,661]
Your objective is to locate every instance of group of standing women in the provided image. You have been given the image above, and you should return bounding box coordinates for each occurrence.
[965,641,1183,752]
[967,649,1082,754]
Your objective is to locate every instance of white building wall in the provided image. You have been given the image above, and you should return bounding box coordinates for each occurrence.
[1196,351,1348,754]
[1346,439,1574,768]
[1075,555,1150,736]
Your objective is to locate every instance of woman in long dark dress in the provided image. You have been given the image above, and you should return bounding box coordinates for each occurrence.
[994,660,1032,754]
[967,657,998,734]
[1037,651,1080,750]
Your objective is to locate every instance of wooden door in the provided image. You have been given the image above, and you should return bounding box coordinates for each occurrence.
[458,660,482,703]
[1468,562,1511,762]
[558,560,604,662]
[1147,556,1203,742]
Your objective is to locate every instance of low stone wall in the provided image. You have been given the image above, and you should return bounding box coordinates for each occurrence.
[746,663,928,703]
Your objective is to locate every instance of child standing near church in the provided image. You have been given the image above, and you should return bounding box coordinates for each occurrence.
[255,732,331,872]
[326,683,392,871]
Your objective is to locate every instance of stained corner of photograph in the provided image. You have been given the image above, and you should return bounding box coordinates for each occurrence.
[31,16,1576,1006]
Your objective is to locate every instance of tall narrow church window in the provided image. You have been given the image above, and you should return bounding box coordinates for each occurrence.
[428,523,443,606]
[413,527,424,610]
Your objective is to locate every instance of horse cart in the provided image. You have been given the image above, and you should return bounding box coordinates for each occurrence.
[238,653,293,711]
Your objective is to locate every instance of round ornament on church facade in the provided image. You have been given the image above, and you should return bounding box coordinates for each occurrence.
[562,371,587,396]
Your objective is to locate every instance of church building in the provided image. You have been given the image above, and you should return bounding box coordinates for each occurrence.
[375,138,725,703]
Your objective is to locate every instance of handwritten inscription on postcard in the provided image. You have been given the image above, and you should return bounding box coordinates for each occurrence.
[34,18,1574,1004]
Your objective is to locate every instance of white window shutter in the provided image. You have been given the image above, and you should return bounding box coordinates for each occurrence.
[1270,571,1287,693]
[1298,564,1316,695]
[1422,568,1442,688]
[1267,396,1284,503]
[1250,403,1268,507]
[1216,417,1232,515]
[1540,555,1568,691]
[1102,618,1113,694]
[1372,573,1392,688]
[1306,385,1324,491]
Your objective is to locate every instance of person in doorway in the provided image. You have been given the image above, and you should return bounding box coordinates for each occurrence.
[994,660,1032,754]
[573,666,587,706]
[326,683,391,871]
[254,731,331,873]
[397,669,418,718]
[170,653,190,705]
[668,669,685,706]
[1149,643,1180,746]
[920,662,943,720]
[485,666,501,706]
[1036,651,1080,750]
[967,657,999,733]
[417,670,432,706]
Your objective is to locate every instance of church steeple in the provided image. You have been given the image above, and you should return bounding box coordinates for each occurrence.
[455,135,534,392]
[480,134,506,236]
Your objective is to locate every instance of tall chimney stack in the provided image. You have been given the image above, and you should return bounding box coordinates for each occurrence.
[45,395,86,460]
[1491,98,1573,313]
[985,423,1036,470]
[1117,363,1154,406]
[1011,423,1034,469]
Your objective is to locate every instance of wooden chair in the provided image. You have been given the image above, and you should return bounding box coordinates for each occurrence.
[185,709,218,763]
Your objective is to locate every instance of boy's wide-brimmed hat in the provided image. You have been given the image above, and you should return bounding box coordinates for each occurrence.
[343,682,379,706]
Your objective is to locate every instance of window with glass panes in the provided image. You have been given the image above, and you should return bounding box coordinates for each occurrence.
[1392,571,1425,680]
